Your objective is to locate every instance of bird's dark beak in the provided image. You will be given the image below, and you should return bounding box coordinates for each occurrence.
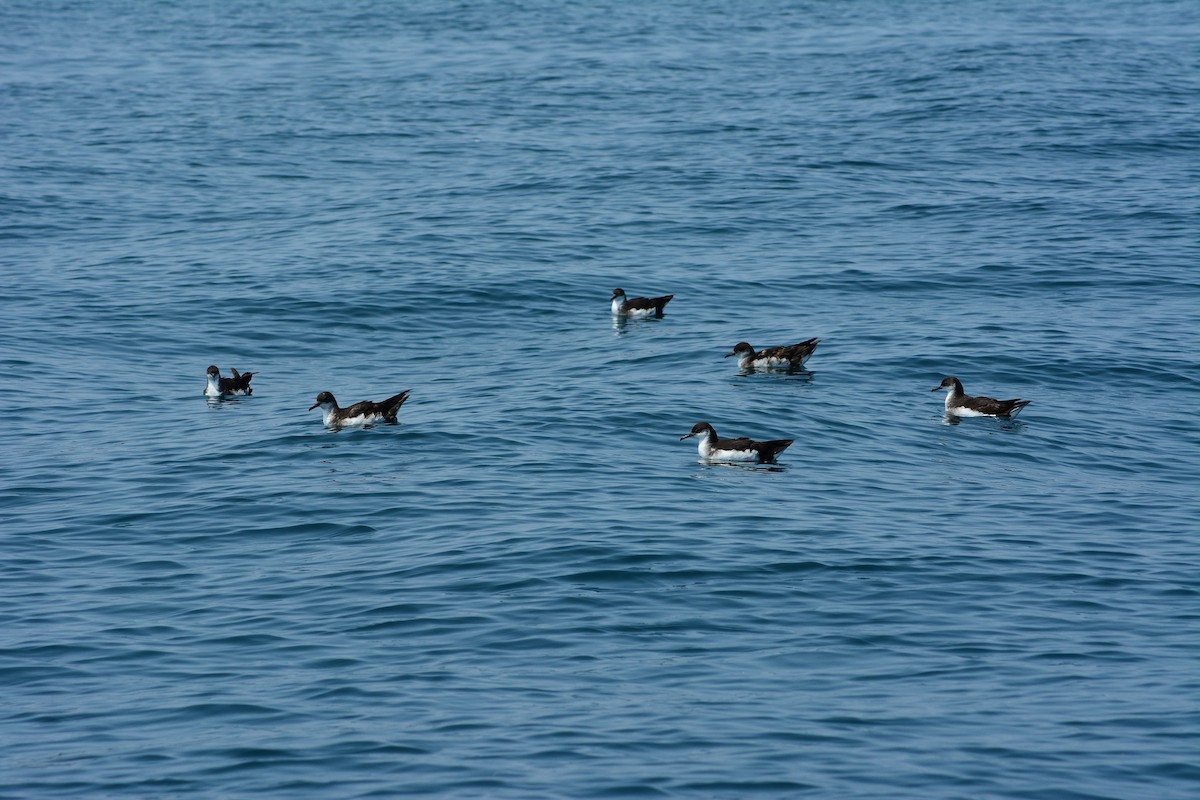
[680,433,695,440]
[723,352,734,358]
[308,402,319,411]
[930,386,941,392]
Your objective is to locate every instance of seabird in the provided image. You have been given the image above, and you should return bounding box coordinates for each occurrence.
[611,288,673,317]
[205,365,255,397]
[680,421,794,463]
[932,377,1030,418]
[725,339,820,371]
[308,389,411,427]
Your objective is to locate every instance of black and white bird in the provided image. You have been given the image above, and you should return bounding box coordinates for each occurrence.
[308,389,411,427]
[725,339,820,371]
[611,288,673,317]
[680,421,794,463]
[205,365,255,397]
[932,377,1030,418]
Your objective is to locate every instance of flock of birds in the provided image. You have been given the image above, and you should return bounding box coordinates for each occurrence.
[204,365,412,427]
[204,287,1031,464]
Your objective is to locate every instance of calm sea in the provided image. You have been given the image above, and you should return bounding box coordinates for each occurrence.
[3,1,1198,797]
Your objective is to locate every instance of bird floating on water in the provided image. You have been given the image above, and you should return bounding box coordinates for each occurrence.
[680,421,794,463]
[308,389,411,427]
[932,377,1030,418]
[205,365,255,397]
[611,288,673,317]
[725,339,820,371]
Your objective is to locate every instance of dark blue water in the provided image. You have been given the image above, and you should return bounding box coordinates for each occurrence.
[3,1,1199,797]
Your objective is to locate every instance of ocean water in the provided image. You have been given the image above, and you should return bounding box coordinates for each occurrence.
[2,1,1199,797]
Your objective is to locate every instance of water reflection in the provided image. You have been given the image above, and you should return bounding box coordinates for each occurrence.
[611,314,668,335]
[734,367,816,383]
[942,413,1027,432]
[696,460,789,473]
[204,395,253,408]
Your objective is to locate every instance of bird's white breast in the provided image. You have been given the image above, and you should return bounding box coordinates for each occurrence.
[945,396,987,417]
[697,438,758,462]
[614,300,655,317]
[747,355,790,369]
[327,410,382,427]
[710,447,758,461]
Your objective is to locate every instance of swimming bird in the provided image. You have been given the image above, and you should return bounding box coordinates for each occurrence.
[611,288,673,317]
[725,339,820,371]
[205,365,255,397]
[680,421,794,463]
[932,377,1030,418]
[308,389,411,427]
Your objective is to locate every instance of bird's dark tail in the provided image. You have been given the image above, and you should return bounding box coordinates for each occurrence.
[759,439,794,462]
[382,390,411,420]
[229,368,254,393]
[1007,399,1031,417]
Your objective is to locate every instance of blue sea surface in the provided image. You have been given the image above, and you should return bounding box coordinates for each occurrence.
[3,1,1199,797]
